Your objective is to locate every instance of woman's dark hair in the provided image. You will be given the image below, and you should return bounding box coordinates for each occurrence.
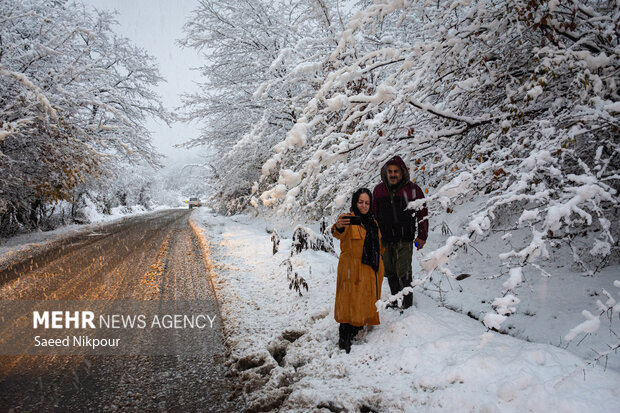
[351,188,372,216]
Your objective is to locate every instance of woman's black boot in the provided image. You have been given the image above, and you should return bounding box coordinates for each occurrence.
[339,324,352,353]
[344,324,354,353]
[343,330,352,353]
[351,325,363,341]
[338,324,347,350]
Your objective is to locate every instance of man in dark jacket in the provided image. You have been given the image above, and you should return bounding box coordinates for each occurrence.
[372,155,428,309]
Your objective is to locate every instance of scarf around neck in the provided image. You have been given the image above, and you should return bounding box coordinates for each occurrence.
[351,188,381,272]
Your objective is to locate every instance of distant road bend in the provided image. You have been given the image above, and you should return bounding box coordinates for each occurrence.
[0,209,240,411]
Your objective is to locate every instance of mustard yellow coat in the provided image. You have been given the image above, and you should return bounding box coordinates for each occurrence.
[331,213,385,327]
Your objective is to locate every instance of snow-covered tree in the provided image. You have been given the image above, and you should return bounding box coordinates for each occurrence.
[258,0,618,225]
[0,0,170,235]
[180,0,354,213]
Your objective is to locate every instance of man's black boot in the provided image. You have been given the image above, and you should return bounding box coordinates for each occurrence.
[403,292,413,309]
[387,276,402,295]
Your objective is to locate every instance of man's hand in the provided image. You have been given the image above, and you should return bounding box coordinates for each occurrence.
[414,238,426,250]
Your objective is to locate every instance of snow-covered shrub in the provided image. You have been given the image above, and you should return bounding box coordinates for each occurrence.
[280,257,309,297]
[270,229,281,255]
[291,225,334,255]
[563,279,620,371]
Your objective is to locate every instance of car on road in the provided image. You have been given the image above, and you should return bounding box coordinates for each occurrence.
[188,197,202,209]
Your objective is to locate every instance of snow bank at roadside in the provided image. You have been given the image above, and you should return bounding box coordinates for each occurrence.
[193,207,620,412]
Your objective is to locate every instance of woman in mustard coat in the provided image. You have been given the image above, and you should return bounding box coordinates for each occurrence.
[331,188,384,353]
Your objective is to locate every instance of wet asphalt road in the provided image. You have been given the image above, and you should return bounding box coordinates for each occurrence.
[0,209,240,412]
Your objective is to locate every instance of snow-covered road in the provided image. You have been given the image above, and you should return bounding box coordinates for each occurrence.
[0,209,239,411]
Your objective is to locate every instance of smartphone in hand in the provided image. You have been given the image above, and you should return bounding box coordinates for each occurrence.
[346,215,362,225]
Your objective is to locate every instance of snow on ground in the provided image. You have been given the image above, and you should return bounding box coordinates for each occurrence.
[426,197,620,372]
[192,207,620,412]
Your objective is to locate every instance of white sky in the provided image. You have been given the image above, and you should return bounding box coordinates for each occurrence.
[81,0,205,164]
